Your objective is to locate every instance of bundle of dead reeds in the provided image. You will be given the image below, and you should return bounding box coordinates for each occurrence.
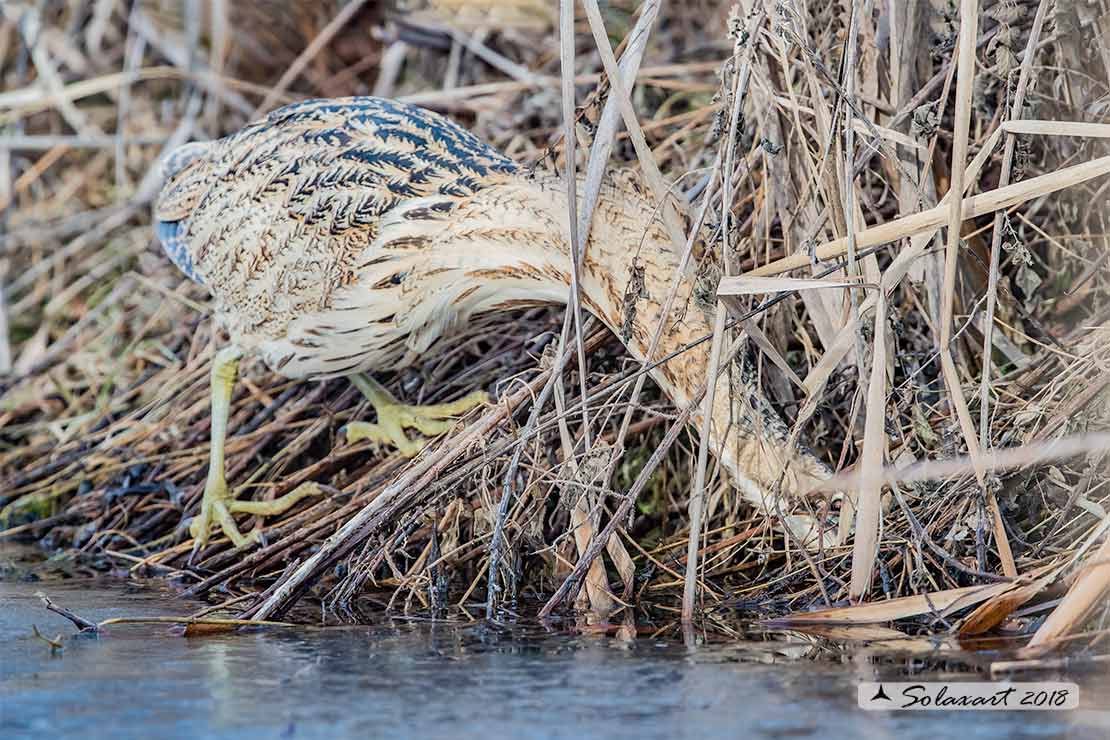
[1,1,1107,667]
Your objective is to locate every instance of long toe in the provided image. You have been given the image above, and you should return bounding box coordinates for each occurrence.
[344,419,422,456]
[227,482,322,516]
[351,377,488,457]
[408,390,490,419]
[213,500,255,549]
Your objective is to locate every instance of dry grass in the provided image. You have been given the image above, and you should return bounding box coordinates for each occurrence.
[1,0,1108,661]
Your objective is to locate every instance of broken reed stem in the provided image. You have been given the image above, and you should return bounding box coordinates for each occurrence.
[551,330,615,614]
[39,594,98,632]
[489,331,583,618]
[941,0,975,353]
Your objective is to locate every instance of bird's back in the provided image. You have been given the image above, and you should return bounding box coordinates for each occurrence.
[155,97,519,350]
[154,96,834,533]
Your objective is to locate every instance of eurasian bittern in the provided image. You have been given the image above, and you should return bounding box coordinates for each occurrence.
[155,96,830,553]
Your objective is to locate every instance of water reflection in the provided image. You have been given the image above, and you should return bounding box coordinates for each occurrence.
[2,575,1108,739]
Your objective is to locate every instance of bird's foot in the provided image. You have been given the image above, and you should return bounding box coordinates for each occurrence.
[189,480,322,556]
[345,375,487,457]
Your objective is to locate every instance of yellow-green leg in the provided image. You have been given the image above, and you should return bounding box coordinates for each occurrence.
[190,346,320,555]
[344,374,487,457]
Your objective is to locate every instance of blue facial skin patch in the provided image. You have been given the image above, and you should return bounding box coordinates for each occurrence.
[156,219,203,285]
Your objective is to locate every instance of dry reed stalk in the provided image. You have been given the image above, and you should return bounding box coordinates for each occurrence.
[718,276,866,299]
[557,0,593,450]
[933,0,1006,580]
[1003,121,1110,138]
[1028,524,1110,648]
[746,151,1110,277]
[849,291,889,599]
[772,580,1020,625]
[2,0,1107,645]
[816,432,1110,491]
[682,5,761,626]
[579,0,685,248]
[252,0,370,115]
[978,0,1053,449]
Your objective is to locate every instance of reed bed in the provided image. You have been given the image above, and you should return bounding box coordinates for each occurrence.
[1,0,1108,666]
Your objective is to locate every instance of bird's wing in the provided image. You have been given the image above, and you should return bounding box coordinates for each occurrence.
[154,97,519,273]
[152,97,523,364]
[156,96,517,221]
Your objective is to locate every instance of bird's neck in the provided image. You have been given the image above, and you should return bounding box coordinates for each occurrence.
[377,173,829,532]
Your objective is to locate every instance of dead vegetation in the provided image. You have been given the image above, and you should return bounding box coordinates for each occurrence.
[1,0,1109,667]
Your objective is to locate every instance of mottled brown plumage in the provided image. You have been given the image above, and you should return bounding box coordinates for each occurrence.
[156,96,831,549]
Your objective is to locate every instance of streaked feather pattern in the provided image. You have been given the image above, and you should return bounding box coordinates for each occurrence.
[155,96,833,538]
[155,97,518,368]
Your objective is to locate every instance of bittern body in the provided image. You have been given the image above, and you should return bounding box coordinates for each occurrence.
[155,97,830,552]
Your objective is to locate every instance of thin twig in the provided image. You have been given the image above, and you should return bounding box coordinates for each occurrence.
[38,594,98,632]
[252,0,369,115]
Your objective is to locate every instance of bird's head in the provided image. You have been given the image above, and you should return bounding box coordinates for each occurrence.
[154,141,210,285]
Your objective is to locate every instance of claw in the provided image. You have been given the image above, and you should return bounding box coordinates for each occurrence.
[188,534,203,566]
